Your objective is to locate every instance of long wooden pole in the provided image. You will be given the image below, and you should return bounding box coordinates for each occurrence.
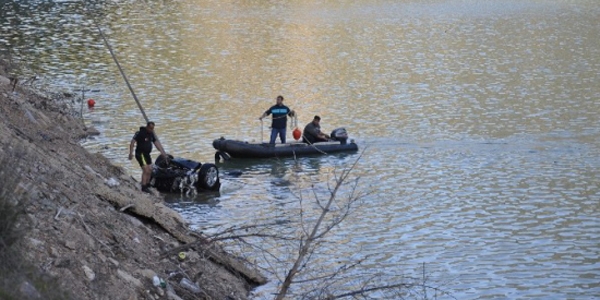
[94,23,149,123]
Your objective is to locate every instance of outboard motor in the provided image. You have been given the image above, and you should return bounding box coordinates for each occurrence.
[330,127,349,145]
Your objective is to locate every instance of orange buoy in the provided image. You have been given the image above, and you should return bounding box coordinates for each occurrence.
[87,99,96,108]
[292,127,302,141]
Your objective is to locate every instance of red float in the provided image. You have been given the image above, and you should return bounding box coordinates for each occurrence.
[292,127,302,141]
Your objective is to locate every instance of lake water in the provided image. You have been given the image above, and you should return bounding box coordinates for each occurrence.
[1,0,599,299]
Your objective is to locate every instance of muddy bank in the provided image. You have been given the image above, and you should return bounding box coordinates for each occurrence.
[0,59,265,300]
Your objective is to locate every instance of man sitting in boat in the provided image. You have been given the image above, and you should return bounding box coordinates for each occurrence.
[302,115,331,144]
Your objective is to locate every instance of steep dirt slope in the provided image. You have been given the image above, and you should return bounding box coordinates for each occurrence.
[0,61,265,300]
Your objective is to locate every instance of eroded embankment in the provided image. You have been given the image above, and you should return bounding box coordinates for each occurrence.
[0,59,265,300]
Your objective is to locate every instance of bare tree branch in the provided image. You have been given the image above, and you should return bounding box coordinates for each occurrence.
[200,149,454,299]
[275,152,365,299]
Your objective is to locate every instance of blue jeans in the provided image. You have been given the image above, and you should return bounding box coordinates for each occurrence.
[270,127,287,144]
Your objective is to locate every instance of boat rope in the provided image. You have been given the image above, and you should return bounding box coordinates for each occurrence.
[303,139,329,155]
[259,113,299,143]
[258,113,338,155]
[265,114,292,120]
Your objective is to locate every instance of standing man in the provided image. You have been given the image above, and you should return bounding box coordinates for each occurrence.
[128,121,168,192]
[259,95,295,144]
[302,115,330,144]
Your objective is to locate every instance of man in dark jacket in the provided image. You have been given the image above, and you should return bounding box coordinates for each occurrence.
[303,115,330,144]
[259,95,295,144]
[128,121,168,192]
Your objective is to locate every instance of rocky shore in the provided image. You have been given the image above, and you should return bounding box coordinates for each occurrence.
[0,59,265,300]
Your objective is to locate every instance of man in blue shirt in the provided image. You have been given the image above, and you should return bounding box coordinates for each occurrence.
[259,95,296,144]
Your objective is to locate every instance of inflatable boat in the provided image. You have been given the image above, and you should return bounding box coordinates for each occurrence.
[213,128,358,160]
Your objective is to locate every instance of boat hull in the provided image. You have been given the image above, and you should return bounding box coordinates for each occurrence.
[213,138,358,159]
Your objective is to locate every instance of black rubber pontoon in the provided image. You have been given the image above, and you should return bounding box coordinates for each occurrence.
[212,139,358,159]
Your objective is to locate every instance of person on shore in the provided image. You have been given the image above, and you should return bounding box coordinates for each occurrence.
[259,95,295,144]
[128,121,168,192]
[302,115,330,144]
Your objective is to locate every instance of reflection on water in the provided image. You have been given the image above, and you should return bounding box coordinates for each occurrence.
[2,0,600,299]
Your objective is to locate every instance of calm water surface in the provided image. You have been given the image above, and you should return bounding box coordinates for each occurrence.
[1,0,599,299]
